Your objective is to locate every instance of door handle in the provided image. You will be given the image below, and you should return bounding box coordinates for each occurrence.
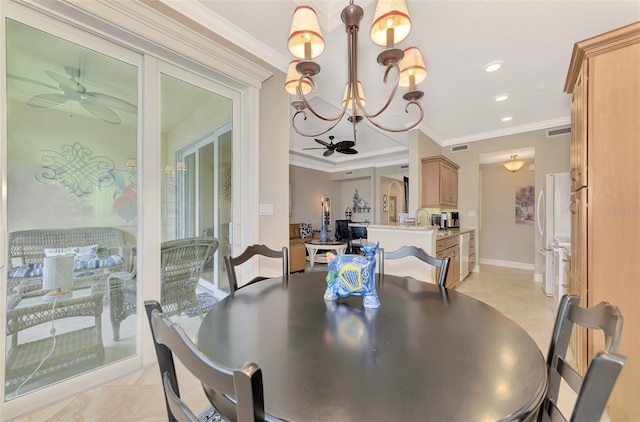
[536,189,545,236]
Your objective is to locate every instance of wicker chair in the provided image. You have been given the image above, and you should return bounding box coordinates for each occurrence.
[161,237,219,319]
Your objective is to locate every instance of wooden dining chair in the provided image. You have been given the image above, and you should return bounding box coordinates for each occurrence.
[538,294,625,422]
[145,300,265,422]
[225,244,288,292]
[160,237,218,319]
[380,245,450,287]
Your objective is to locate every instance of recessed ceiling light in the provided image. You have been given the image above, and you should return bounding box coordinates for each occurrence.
[501,116,513,122]
[484,61,503,73]
[494,94,509,102]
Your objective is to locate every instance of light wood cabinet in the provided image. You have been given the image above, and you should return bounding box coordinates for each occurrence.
[421,156,459,208]
[565,21,640,420]
[436,236,460,288]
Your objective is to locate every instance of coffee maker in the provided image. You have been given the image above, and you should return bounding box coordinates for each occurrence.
[447,212,460,228]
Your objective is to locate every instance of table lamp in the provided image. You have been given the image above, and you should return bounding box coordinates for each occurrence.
[42,255,74,301]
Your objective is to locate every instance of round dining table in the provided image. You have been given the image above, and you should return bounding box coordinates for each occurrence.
[197,271,547,421]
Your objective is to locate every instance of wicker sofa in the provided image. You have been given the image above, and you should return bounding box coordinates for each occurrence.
[6,227,136,341]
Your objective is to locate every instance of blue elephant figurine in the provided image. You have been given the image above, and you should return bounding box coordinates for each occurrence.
[324,241,380,308]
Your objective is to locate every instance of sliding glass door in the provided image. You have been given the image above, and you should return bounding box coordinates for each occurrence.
[160,72,233,295]
[4,19,139,400]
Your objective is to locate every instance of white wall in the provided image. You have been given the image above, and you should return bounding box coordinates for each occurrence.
[258,72,290,276]
[480,160,536,267]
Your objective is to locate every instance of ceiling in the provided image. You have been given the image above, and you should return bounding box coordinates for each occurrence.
[164,0,639,171]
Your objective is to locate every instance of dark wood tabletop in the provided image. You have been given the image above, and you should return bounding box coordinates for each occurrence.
[197,272,547,421]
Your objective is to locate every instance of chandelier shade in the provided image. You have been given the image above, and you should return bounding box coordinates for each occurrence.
[342,81,366,110]
[370,0,412,48]
[398,47,427,88]
[503,155,526,172]
[287,6,325,60]
[285,60,313,95]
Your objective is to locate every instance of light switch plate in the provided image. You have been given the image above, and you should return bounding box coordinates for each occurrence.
[259,203,274,215]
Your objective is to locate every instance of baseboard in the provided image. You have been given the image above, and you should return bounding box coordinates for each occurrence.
[479,258,535,271]
[533,273,543,283]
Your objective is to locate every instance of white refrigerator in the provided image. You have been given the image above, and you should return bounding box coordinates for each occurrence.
[537,173,571,297]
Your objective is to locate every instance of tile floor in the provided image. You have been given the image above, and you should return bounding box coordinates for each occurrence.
[12,265,566,421]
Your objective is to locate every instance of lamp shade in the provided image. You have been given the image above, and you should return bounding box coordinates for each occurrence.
[503,155,526,172]
[398,47,427,87]
[177,161,187,171]
[342,81,366,110]
[43,255,74,297]
[284,60,313,95]
[370,0,412,47]
[288,6,325,60]
[126,159,137,169]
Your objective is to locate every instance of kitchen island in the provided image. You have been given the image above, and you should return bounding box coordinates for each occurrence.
[359,223,475,287]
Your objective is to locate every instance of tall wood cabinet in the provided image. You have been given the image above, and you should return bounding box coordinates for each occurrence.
[421,155,459,208]
[564,21,640,420]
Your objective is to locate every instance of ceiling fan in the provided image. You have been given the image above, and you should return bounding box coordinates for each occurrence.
[302,136,358,157]
[15,66,137,125]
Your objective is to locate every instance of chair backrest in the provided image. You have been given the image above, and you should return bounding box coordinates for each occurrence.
[351,225,367,240]
[539,294,626,422]
[144,300,265,422]
[334,220,352,241]
[380,245,450,287]
[160,237,218,316]
[225,244,289,292]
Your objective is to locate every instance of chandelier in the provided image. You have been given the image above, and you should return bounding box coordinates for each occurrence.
[503,155,526,172]
[284,0,426,142]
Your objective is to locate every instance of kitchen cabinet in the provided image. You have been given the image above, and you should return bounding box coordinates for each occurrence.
[564,21,640,420]
[421,156,459,208]
[468,231,476,270]
[436,236,460,288]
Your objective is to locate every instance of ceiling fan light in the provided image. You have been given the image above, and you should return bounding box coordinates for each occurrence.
[399,47,427,88]
[370,0,412,48]
[288,6,325,60]
[503,155,526,172]
[284,60,313,95]
[342,81,366,109]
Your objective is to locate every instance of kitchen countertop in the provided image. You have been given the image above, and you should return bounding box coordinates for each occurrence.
[354,223,475,239]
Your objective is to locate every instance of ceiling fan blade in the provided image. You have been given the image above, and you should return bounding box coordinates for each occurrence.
[335,141,355,149]
[314,138,330,147]
[87,92,137,113]
[80,97,121,124]
[26,93,68,108]
[338,148,358,155]
[302,147,326,150]
[323,149,334,157]
[7,74,59,91]
[45,70,83,92]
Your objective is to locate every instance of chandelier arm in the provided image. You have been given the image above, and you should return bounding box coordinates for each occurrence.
[297,74,348,123]
[292,109,345,138]
[355,64,401,120]
[365,101,425,133]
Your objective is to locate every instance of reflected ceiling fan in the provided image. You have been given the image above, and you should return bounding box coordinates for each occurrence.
[302,136,358,157]
[15,66,137,125]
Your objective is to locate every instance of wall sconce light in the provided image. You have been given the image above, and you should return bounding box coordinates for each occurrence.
[164,165,176,174]
[503,155,526,172]
[176,161,187,172]
[126,158,137,172]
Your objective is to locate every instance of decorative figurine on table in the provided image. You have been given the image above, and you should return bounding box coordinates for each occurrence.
[324,241,380,308]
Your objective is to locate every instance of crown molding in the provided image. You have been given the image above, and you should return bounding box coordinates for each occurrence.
[24,0,273,88]
[441,117,571,146]
[157,0,291,71]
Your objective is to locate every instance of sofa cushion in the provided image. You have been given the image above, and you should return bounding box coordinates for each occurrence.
[299,223,313,239]
[289,224,301,239]
[44,244,99,261]
[8,254,123,279]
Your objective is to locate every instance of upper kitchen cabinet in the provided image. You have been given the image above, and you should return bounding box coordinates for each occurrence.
[564,21,640,421]
[421,155,459,208]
